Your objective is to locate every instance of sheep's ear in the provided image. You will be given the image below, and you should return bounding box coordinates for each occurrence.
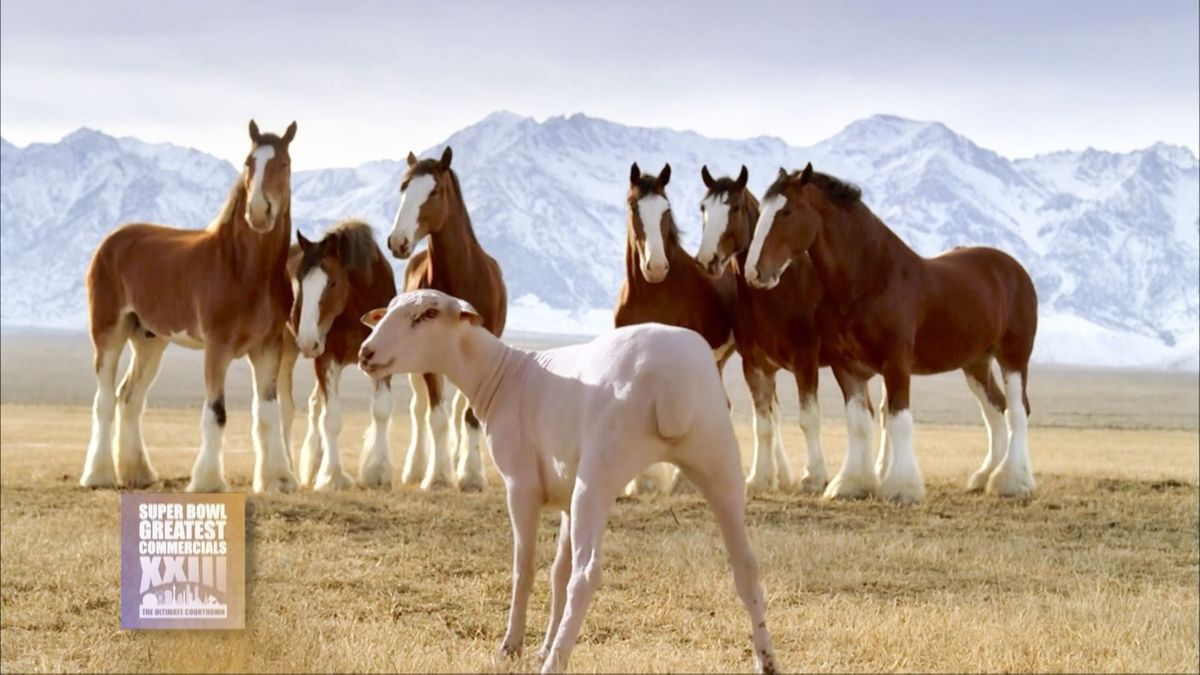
[455,299,483,326]
[361,307,388,328]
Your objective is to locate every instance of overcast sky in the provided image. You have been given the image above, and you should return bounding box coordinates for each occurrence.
[2,0,1197,169]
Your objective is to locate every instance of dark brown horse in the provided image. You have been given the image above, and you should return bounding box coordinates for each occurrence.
[386,147,507,491]
[695,165,830,494]
[746,163,1038,502]
[615,162,739,493]
[81,120,299,493]
[280,219,397,491]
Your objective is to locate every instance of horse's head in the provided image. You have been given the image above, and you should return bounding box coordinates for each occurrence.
[746,163,827,289]
[696,165,751,276]
[388,147,456,259]
[627,162,674,283]
[290,223,376,357]
[242,120,296,233]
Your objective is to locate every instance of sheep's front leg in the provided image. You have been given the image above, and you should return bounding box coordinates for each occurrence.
[541,479,618,674]
[497,485,542,660]
[538,512,572,662]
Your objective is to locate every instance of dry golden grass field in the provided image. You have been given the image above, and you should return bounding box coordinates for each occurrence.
[1,333,1198,673]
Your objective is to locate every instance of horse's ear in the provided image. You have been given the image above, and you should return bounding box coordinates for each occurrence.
[406,151,418,167]
[658,163,671,188]
[629,162,641,185]
[455,298,483,326]
[282,121,297,144]
[800,162,814,185]
[297,231,313,251]
[701,165,715,189]
[361,307,387,328]
[777,166,788,180]
[735,165,749,191]
[438,146,453,171]
[249,119,261,143]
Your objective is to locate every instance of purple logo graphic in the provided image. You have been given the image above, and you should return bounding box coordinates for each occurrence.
[120,494,245,630]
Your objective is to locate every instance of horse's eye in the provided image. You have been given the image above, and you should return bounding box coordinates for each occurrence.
[700,205,706,212]
[780,208,793,216]
[328,279,336,288]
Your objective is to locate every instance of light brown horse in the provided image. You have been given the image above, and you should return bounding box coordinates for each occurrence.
[280,220,397,491]
[80,120,299,493]
[385,147,507,491]
[615,162,739,493]
[695,165,830,494]
[745,163,1038,502]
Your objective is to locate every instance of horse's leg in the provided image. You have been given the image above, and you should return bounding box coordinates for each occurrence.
[298,380,324,487]
[114,330,167,488]
[314,359,352,491]
[359,375,394,489]
[400,373,429,485]
[456,395,487,492]
[676,436,778,674]
[823,369,877,500]
[988,365,1036,498]
[277,334,298,471]
[792,362,825,494]
[963,358,1009,493]
[421,373,455,490]
[874,383,892,480]
[248,339,299,493]
[875,358,925,504]
[450,388,468,466]
[80,313,133,488]
[188,347,233,492]
[743,359,779,496]
[496,483,542,660]
[537,512,572,663]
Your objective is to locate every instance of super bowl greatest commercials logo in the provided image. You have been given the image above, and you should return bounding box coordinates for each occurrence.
[121,494,245,630]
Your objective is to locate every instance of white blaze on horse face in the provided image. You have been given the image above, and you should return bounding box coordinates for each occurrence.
[636,194,671,281]
[390,174,436,253]
[246,145,276,223]
[698,194,729,267]
[745,194,786,286]
[296,268,328,357]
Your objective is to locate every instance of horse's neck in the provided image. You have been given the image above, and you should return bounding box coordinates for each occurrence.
[810,202,915,303]
[213,180,291,272]
[734,199,763,269]
[427,194,486,286]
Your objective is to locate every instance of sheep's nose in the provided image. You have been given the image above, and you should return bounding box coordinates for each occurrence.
[359,346,375,365]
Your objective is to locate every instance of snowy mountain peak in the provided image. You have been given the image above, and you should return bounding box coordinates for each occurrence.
[1,112,1196,370]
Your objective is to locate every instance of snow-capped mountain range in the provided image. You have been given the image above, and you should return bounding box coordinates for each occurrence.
[2,112,1197,370]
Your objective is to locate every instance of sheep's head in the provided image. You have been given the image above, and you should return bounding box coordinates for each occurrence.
[358,289,482,378]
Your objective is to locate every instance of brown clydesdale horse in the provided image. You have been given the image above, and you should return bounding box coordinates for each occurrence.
[745,163,1038,502]
[81,120,299,493]
[281,219,397,491]
[383,147,507,491]
[615,162,739,494]
[695,165,831,495]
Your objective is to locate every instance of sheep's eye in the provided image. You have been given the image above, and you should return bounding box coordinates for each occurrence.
[423,308,439,319]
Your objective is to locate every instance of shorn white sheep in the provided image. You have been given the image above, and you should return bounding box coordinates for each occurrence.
[359,289,777,673]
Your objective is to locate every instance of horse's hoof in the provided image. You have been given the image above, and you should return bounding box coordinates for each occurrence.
[358,464,393,490]
[187,476,229,494]
[876,474,926,504]
[256,471,299,494]
[987,467,1035,499]
[456,472,486,492]
[314,470,354,492]
[822,473,874,500]
[798,472,827,495]
[79,468,118,489]
[119,462,159,490]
